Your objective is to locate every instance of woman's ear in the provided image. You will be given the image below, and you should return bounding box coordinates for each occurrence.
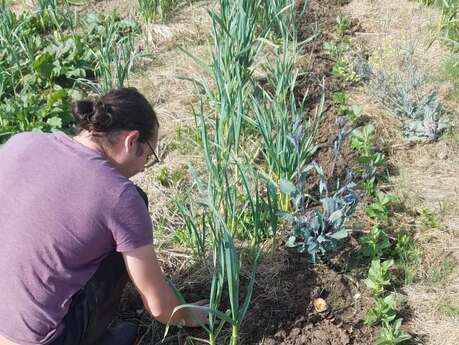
[124,130,140,153]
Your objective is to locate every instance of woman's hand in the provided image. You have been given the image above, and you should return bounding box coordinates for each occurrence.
[184,299,209,327]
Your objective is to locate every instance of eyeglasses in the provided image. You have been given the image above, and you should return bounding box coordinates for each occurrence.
[144,141,160,168]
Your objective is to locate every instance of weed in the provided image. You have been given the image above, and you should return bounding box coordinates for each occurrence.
[175,201,208,259]
[323,41,339,59]
[366,259,394,296]
[83,15,142,95]
[333,91,348,106]
[350,125,386,194]
[436,296,459,318]
[441,54,459,97]
[335,15,350,36]
[394,232,420,285]
[138,0,182,22]
[418,207,438,228]
[426,255,455,285]
[156,166,171,187]
[419,0,458,43]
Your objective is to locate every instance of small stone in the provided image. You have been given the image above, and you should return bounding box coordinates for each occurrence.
[438,150,448,160]
[340,332,350,344]
[294,316,305,326]
[313,298,328,313]
[290,327,301,337]
[274,329,286,339]
[262,338,276,345]
[297,335,309,344]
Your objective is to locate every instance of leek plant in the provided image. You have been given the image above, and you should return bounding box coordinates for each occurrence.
[186,0,267,244]
[256,0,308,38]
[252,0,320,211]
[36,0,59,10]
[168,164,265,344]
[165,228,258,345]
[138,0,180,22]
[84,16,140,95]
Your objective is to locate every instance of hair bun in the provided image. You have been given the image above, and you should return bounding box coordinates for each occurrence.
[71,88,158,140]
[71,99,113,132]
[71,100,94,130]
[92,100,113,131]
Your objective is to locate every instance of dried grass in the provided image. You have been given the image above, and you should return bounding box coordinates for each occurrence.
[343,1,459,344]
[128,1,214,246]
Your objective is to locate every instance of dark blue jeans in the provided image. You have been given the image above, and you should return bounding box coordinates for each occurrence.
[49,187,149,345]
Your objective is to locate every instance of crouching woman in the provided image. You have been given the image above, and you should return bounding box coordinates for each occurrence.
[0,88,206,345]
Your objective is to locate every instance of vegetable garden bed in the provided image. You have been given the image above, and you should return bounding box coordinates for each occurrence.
[3,0,457,344]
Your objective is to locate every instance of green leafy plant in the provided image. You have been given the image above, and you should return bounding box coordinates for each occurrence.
[335,14,350,36]
[332,59,358,83]
[374,319,411,345]
[138,0,181,22]
[366,259,394,296]
[366,192,397,222]
[156,166,171,187]
[365,294,397,326]
[333,91,348,106]
[360,225,391,259]
[418,207,438,227]
[323,41,339,58]
[333,92,363,123]
[343,104,363,123]
[166,230,258,345]
[0,6,140,141]
[394,232,419,284]
[350,125,386,194]
[350,125,378,157]
[284,163,358,263]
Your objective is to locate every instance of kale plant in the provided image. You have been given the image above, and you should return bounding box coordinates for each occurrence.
[354,48,449,141]
[282,162,358,263]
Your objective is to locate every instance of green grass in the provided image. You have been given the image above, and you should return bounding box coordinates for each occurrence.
[137,0,178,22]
[418,207,439,228]
[442,54,459,98]
[436,296,459,318]
[426,255,455,285]
[419,0,458,45]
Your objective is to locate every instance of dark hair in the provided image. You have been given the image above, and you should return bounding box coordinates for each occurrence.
[72,87,159,143]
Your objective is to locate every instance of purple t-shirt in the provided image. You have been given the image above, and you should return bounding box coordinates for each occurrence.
[0,132,153,345]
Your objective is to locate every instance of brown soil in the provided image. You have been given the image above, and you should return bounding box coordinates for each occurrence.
[128,248,376,345]
[116,241,377,345]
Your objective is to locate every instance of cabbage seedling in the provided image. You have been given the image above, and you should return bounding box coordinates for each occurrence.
[359,225,391,259]
[366,259,394,296]
[283,163,358,263]
[374,318,411,345]
[365,294,397,326]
